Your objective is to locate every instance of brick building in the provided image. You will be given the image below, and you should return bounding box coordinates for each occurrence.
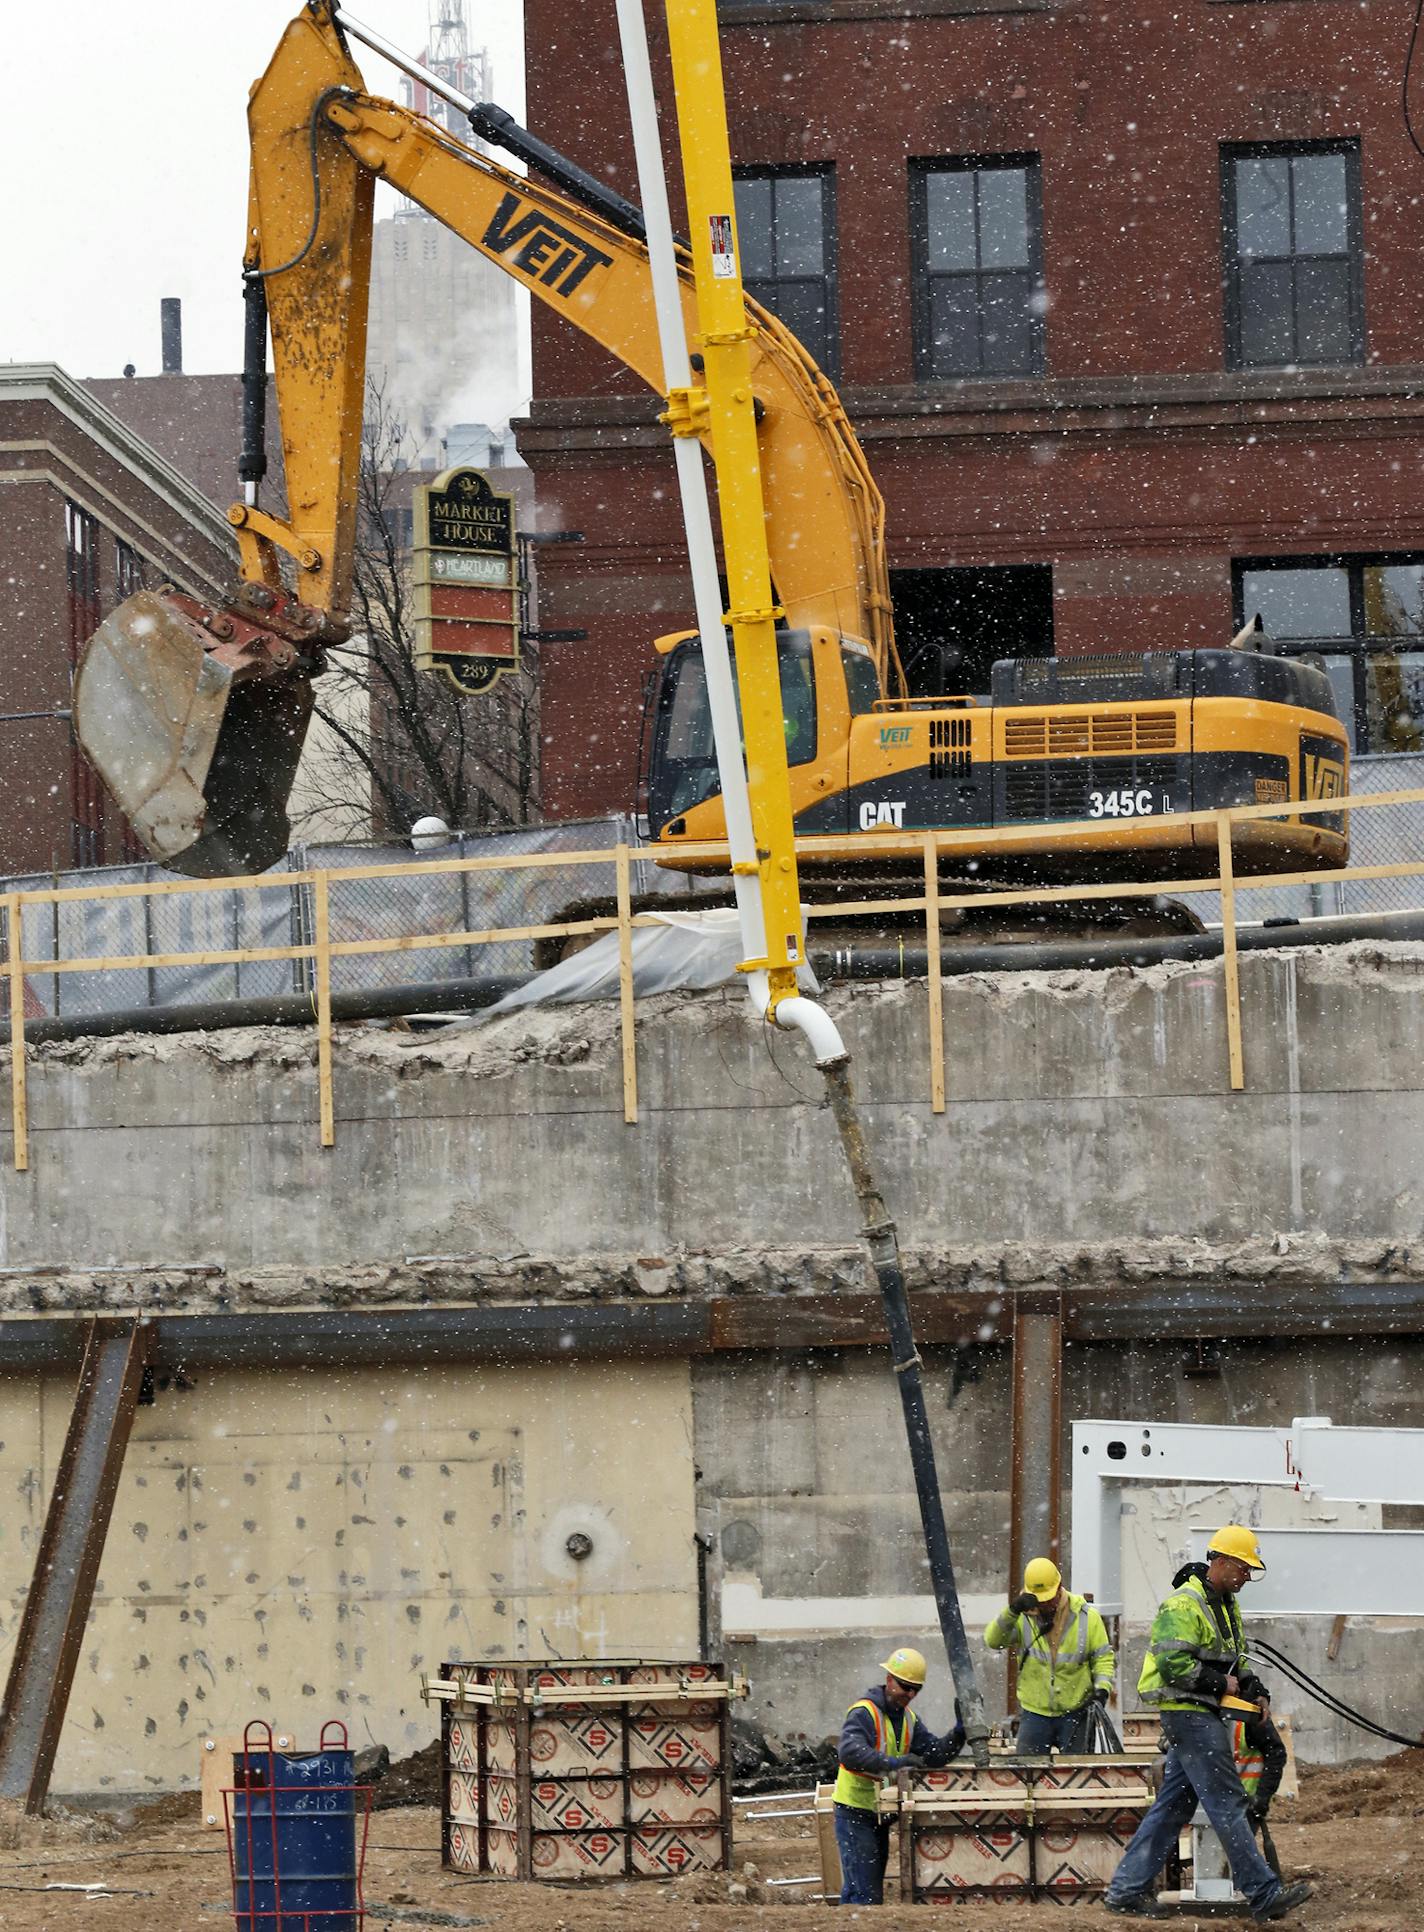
[519,0,1424,818]
[0,366,234,874]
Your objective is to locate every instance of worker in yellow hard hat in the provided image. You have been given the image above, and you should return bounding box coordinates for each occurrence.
[1105,1526,1311,1922]
[832,1644,965,1904]
[984,1556,1115,1755]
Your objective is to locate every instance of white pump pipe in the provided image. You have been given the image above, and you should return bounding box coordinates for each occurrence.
[612,0,764,978]
[612,0,844,1065]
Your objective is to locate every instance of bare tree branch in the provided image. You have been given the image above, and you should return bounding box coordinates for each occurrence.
[293,379,540,843]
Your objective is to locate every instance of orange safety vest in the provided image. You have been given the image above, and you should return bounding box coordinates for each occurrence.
[833,1698,914,1811]
[1230,1718,1264,1795]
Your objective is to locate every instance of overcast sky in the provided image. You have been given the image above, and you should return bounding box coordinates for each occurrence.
[0,2,525,380]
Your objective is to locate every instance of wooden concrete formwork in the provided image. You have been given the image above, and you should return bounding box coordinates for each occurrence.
[426,1658,742,1882]
[817,1756,1156,1905]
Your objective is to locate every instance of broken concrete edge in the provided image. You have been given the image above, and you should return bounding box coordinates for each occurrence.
[5,935,1424,1079]
[0,1232,1414,1310]
[0,1235,1420,1364]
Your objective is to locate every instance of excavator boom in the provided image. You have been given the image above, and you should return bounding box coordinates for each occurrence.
[73,1,895,876]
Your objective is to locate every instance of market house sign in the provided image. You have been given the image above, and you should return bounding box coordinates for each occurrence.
[412,467,519,693]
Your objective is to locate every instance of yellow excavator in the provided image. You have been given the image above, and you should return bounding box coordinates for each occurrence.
[74,0,1348,894]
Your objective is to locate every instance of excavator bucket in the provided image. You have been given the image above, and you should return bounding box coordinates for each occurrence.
[74,589,314,878]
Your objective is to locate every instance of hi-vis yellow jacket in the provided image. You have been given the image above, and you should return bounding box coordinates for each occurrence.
[985,1591,1115,1717]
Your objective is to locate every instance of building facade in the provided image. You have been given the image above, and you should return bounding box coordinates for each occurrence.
[519,0,1424,818]
[0,367,235,875]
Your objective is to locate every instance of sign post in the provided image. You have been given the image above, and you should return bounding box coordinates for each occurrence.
[412,467,520,693]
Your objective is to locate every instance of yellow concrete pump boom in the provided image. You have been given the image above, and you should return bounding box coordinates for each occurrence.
[72,0,899,877]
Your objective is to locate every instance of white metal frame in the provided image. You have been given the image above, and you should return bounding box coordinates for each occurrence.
[1072,1415,1424,1616]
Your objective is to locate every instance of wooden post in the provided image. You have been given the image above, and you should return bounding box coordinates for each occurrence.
[5,895,27,1173]
[1008,1298,1063,1713]
[312,871,335,1146]
[1216,814,1245,1092]
[898,1768,916,1903]
[513,1678,533,1882]
[615,844,638,1124]
[923,835,945,1114]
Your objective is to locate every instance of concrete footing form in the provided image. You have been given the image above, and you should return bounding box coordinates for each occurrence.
[3,942,1424,1792]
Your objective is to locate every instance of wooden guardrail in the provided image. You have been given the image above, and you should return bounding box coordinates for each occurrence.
[1,787,1419,1173]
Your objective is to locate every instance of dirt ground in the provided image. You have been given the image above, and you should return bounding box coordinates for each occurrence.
[0,1756,1418,1930]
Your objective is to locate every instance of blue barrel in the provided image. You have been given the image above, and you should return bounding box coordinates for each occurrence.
[230,1746,358,1931]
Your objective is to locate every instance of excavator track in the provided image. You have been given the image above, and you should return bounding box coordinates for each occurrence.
[538,876,1205,971]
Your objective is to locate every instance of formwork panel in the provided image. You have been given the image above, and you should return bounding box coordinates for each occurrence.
[434,1656,735,1883]
[915,1815,1032,1897]
[908,1757,1154,1905]
[630,1826,724,1875]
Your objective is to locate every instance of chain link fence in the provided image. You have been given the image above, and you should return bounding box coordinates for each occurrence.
[2,817,724,1021]
[6,768,1424,1024]
[1178,754,1424,929]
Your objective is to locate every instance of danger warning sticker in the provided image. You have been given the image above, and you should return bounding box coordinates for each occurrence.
[708,213,735,278]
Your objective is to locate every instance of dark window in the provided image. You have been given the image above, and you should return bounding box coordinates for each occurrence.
[910,158,1045,379]
[648,632,818,832]
[842,644,882,715]
[115,540,144,600]
[1223,144,1363,369]
[890,565,1055,698]
[1235,556,1424,753]
[732,168,838,374]
[65,503,105,868]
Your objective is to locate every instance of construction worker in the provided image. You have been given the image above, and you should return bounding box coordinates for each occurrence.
[1104,1526,1312,1922]
[984,1557,1115,1753]
[833,1645,965,1905]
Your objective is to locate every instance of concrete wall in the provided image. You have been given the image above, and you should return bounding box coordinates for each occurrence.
[697,1339,1424,1764]
[4,944,1424,1784]
[4,944,1424,1273]
[0,1362,695,1794]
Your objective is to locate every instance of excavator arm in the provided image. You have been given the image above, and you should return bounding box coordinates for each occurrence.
[74,0,896,876]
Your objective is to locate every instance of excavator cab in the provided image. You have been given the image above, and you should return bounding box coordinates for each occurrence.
[643,627,829,837]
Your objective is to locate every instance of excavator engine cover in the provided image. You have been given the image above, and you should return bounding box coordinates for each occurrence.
[74,588,315,878]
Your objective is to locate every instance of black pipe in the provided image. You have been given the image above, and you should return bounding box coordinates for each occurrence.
[820,1054,991,1766]
[238,272,269,488]
[467,101,648,241]
[810,906,1424,983]
[160,297,183,375]
[0,974,526,1048]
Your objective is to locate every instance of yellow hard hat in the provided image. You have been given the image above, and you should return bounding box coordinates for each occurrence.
[1023,1557,1063,1601]
[1207,1524,1266,1572]
[880,1646,927,1686]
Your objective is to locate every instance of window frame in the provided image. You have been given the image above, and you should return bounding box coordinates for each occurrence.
[731,163,840,376]
[1221,140,1365,372]
[909,153,1046,381]
[1233,552,1424,753]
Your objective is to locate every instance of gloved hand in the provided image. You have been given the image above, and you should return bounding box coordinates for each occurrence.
[1246,1797,1270,1826]
[1010,1592,1040,1616]
[892,1752,927,1770]
[1092,1688,1111,1707]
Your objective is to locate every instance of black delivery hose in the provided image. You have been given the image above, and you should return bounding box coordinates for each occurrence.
[1250,1639,1424,1749]
[819,1052,992,1767]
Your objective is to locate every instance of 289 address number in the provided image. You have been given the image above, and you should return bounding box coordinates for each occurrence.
[1087,788,1162,818]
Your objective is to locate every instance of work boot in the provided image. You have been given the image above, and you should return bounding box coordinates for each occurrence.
[1255,1879,1313,1921]
[1104,1895,1169,1920]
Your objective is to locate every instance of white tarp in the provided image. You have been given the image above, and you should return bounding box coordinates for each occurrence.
[481,908,819,1014]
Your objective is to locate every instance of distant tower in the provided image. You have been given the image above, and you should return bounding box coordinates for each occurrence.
[366,0,523,468]
[404,1,491,144]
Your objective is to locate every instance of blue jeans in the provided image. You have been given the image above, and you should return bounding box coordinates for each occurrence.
[834,1802,892,1904]
[1106,1709,1282,1914]
[1017,1708,1085,1754]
